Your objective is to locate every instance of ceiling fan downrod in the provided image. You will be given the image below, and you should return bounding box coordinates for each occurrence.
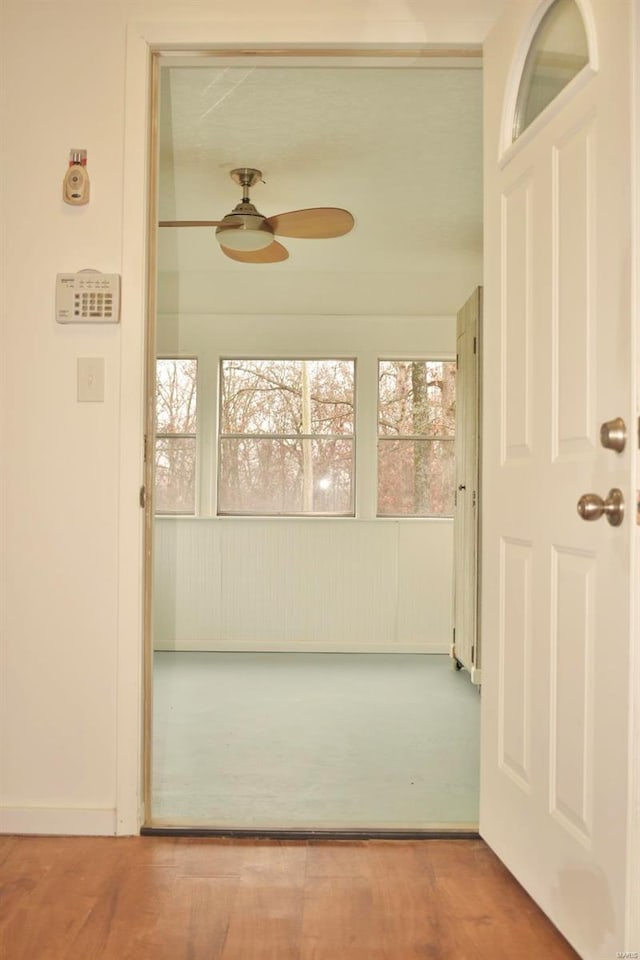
[230,167,264,204]
[217,168,274,251]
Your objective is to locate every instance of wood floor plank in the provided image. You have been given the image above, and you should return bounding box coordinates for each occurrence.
[168,837,248,878]
[0,839,54,944]
[0,836,580,960]
[423,841,580,959]
[367,840,445,958]
[106,871,239,960]
[1,862,97,959]
[0,836,18,867]
[305,840,372,879]
[300,876,385,960]
[2,840,111,959]
[219,841,306,960]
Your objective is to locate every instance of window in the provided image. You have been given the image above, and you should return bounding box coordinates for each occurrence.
[218,359,355,516]
[513,0,589,141]
[154,358,197,514]
[377,360,456,517]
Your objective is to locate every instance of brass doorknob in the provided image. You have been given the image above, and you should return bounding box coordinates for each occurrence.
[577,488,624,526]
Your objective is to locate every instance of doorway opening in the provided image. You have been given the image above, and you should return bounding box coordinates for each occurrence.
[144,51,484,833]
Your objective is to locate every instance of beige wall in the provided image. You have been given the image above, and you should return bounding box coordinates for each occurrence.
[0,0,498,835]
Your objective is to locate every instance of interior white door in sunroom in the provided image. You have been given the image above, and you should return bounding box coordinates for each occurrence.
[481,1,635,958]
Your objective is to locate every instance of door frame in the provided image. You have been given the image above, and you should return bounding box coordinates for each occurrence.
[116,16,640,940]
[122,35,481,833]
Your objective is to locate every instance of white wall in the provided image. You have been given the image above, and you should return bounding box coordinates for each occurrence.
[155,311,455,653]
[0,0,494,835]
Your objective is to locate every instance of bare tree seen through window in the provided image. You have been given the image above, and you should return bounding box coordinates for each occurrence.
[154,358,197,514]
[219,359,355,515]
[378,360,456,516]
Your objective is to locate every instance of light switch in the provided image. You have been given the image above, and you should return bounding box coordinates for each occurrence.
[77,357,105,402]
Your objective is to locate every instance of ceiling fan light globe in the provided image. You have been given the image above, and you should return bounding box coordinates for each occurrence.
[215,213,274,252]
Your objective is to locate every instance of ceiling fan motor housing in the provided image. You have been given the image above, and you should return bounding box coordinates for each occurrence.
[215,200,274,251]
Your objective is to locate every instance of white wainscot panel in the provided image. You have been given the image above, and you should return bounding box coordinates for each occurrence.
[397,521,453,649]
[153,519,453,653]
[498,537,532,790]
[153,519,222,650]
[501,173,533,462]
[552,117,596,459]
[550,546,594,846]
[219,520,397,648]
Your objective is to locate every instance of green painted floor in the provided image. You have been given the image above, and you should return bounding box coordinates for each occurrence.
[151,652,480,830]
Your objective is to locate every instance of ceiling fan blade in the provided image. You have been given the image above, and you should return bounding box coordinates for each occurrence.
[266,207,354,239]
[220,241,289,264]
[159,220,240,228]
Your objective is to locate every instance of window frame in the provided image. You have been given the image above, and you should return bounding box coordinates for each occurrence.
[216,356,358,518]
[512,0,590,143]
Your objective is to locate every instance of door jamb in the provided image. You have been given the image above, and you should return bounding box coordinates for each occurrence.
[117,26,484,835]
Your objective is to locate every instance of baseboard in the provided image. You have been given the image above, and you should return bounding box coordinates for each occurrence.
[154,640,450,654]
[0,806,117,836]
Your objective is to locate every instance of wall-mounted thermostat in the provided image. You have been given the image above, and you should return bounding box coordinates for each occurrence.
[56,270,120,324]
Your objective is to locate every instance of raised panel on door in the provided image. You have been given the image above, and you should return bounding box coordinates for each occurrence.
[552,116,597,459]
[498,537,532,791]
[501,174,533,462]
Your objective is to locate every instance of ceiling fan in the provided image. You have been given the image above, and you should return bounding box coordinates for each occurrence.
[159,167,355,263]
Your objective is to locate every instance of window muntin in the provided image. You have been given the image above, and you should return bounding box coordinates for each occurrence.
[218,359,355,516]
[154,358,197,514]
[513,0,589,141]
[377,360,456,517]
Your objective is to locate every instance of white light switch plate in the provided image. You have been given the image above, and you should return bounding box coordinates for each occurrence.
[77,357,104,402]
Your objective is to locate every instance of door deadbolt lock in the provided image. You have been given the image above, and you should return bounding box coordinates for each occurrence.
[577,488,624,526]
[600,417,626,453]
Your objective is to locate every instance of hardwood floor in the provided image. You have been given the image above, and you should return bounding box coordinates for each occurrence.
[0,836,579,959]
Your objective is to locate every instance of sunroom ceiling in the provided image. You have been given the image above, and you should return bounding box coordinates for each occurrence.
[156,60,484,316]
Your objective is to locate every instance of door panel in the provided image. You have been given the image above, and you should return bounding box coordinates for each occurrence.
[550,545,595,843]
[481,2,634,957]
[503,175,533,460]
[499,537,532,790]
[553,116,596,456]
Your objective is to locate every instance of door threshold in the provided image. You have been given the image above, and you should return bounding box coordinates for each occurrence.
[141,825,480,840]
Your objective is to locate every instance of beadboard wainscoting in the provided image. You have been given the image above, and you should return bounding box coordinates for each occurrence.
[153,518,453,652]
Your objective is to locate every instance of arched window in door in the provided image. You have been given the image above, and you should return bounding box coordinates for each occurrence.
[513,0,590,140]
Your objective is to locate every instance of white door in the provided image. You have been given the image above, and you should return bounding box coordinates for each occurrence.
[481,2,636,958]
[453,287,482,681]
